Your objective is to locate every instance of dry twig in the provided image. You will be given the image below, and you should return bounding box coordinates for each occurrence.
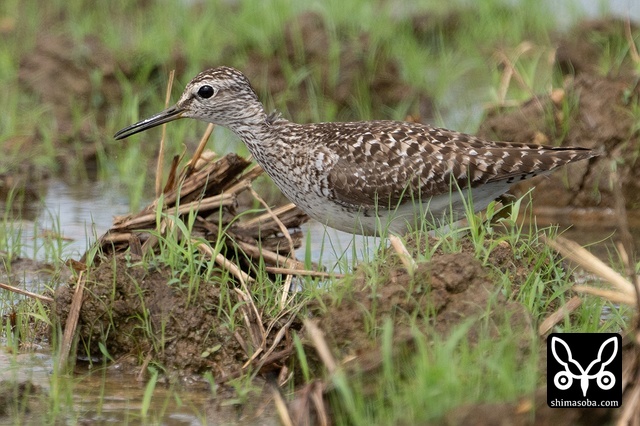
[58,271,85,371]
[0,282,53,303]
[389,234,416,274]
[538,296,582,336]
[543,235,636,306]
[156,70,175,198]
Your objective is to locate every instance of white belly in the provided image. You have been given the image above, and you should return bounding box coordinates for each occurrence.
[281,180,513,236]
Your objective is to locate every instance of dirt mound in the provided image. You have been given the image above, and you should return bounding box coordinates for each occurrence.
[279,236,546,423]
[480,72,638,210]
[52,230,538,381]
[555,18,638,77]
[478,19,640,211]
[54,253,249,375]
[311,237,534,376]
[51,150,307,377]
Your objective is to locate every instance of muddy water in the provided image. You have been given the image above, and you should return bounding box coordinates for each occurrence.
[0,345,260,425]
[38,179,131,257]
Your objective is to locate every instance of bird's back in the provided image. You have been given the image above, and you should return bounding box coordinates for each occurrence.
[283,120,593,206]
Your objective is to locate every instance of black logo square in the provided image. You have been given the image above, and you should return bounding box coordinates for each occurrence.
[547,333,622,408]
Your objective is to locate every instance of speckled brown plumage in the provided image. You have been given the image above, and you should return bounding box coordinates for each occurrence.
[115,66,598,235]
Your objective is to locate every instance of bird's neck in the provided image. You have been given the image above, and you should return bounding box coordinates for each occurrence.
[222,101,267,140]
[227,107,290,155]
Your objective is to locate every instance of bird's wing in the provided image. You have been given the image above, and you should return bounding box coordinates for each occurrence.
[322,121,592,209]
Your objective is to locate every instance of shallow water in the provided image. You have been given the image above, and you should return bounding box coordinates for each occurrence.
[0,344,273,425]
[9,178,132,261]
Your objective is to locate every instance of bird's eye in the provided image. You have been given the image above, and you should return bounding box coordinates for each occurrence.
[197,85,215,99]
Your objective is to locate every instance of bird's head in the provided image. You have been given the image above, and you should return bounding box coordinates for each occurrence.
[114,66,264,140]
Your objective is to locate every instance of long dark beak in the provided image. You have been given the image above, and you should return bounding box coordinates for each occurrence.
[114,105,186,140]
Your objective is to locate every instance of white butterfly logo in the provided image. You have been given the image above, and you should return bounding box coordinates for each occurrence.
[551,336,617,397]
